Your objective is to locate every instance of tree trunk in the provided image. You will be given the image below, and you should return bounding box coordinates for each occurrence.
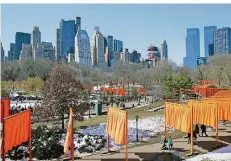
[62,109,65,130]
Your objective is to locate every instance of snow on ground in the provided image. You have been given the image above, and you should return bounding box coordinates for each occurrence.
[186,153,231,161]
[60,115,174,157]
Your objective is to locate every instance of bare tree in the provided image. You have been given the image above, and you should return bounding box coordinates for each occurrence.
[34,64,89,129]
[1,60,21,81]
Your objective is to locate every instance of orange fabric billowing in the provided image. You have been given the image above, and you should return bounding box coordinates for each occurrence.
[187,101,217,127]
[165,102,192,133]
[3,110,31,154]
[106,106,127,144]
[64,108,74,153]
[1,98,10,122]
[214,90,231,97]
[202,98,231,121]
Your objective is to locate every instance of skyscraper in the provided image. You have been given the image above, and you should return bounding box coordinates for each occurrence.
[204,26,217,57]
[56,29,60,61]
[59,19,76,60]
[41,42,54,60]
[15,32,31,60]
[75,17,81,33]
[214,27,231,55]
[20,44,32,61]
[106,35,114,66]
[161,40,168,59]
[1,42,4,62]
[31,26,41,50]
[114,39,123,52]
[183,28,200,69]
[75,30,91,67]
[130,50,141,63]
[9,43,15,61]
[91,27,105,69]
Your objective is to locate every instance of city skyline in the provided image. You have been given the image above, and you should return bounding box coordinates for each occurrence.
[1,4,231,65]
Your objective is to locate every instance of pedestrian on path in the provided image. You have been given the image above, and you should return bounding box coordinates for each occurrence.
[161,135,167,150]
[168,136,173,150]
[195,124,200,137]
[201,124,208,137]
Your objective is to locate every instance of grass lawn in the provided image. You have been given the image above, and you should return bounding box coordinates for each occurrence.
[75,100,164,129]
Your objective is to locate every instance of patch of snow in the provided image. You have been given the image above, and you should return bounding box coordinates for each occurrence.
[186,153,231,161]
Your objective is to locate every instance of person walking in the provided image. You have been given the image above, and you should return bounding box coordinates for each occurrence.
[161,135,167,150]
[167,136,173,150]
[201,124,208,137]
[195,124,200,137]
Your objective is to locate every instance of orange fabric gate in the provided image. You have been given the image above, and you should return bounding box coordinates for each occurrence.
[1,98,10,123]
[106,106,128,161]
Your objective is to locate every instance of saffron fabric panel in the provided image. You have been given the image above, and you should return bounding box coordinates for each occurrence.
[202,98,231,121]
[187,101,217,127]
[64,108,74,153]
[1,98,10,122]
[106,106,127,145]
[165,102,191,133]
[3,110,31,154]
[214,90,231,97]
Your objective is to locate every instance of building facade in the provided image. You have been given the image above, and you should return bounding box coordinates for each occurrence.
[160,40,168,59]
[183,28,200,69]
[75,30,92,67]
[15,32,31,60]
[20,44,32,61]
[130,50,141,63]
[55,29,60,61]
[41,42,54,60]
[114,39,123,52]
[214,27,231,55]
[1,42,4,62]
[91,28,105,69]
[204,26,217,57]
[31,26,41,50]
[120,48,130,62]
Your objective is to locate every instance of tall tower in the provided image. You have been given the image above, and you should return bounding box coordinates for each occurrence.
[15,32,31,60]
[204,26,217,57]
[75,17,81,34]
[31,26,41,50]
[161,40,168,59]
[183,28,200,69]
[75,30,91,67]
[214,27,231,55]
[91,26,105,69]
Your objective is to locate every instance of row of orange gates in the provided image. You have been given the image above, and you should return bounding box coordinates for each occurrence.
[1,89,231,160]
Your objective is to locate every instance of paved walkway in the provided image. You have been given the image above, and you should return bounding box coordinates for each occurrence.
[76,121,231,161]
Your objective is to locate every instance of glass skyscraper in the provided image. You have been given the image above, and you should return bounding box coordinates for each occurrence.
[113,39,123,52]
[183,28,200,69]
[60,19,76,59]
[15,32,31,60]
[214,27,231,55]
[204,26,217,57]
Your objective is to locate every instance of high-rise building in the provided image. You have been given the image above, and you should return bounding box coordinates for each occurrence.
[208,43,214,56]
[130,50,141,63]
[59,19,75,60]
[214,27,231,55]
[75,17,81,33]
[9,43,15,61]
[183,28,200,69]
[31,26,41,50]
[56,29,60,61]
[1,42,4,62]
[113,39,123,52]
[105,35,114,66]
[161,40,168,59]
[75,30,91,67]
[91,27,105,69]
[204,26,217,57]
[120,48,130,62]
[41,42,54,60]
[147,45,160,59]
[20,44,32,61]
[15,32,31,60]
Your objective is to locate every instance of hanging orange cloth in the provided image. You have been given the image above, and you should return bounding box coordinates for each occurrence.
[187,100,217,127]
[3,110,31,154]
[1,98,10,123]
[165,102,191,134]
[106,107,127,144]
[203,98,231,121]
[214,90,231,97]
[64,108,74,153]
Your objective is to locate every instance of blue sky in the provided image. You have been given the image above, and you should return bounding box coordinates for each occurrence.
[1,4,231,64]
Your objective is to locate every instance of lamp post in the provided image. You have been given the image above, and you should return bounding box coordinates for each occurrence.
[136,115,139,142]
